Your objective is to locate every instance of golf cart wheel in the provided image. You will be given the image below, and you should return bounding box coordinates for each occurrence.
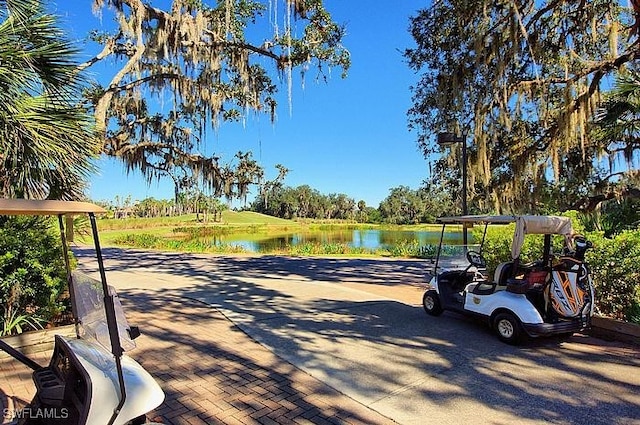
[492,312,523,345]
[422,290,443,316]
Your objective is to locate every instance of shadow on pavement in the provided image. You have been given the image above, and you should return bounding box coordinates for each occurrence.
[120,291,393,424]
[73,247,433,288]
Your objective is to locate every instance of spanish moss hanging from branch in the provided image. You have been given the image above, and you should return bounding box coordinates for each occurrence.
[406,0,638,213]
[82,0,349,202]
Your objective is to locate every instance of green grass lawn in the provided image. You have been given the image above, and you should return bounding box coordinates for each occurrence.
[219,210,293,225]
[82,211,301,246]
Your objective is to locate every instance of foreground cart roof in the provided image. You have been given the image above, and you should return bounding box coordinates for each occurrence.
[437,215,572,235]
[437,215,517,224]
[0,198,106,215]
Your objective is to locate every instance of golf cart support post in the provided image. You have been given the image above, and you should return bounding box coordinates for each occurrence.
[0,199,127,425]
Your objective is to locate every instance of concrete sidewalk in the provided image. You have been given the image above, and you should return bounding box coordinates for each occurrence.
[1,288,396,425]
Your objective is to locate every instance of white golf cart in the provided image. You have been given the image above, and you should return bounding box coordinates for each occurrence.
[422,215,595,345]
[0,199,164,424]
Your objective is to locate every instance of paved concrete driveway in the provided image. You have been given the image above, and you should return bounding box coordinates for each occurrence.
[75,248,640,425]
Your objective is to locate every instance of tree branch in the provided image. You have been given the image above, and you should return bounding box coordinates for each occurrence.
[514,48,640,91]
[76,36,117,72]
[570,186,640,211]
[103,72,182,94]
[525,0,565,30]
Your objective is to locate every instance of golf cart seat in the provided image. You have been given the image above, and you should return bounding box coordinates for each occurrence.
[466,279,497,295]
[495,261,549,293]
[494,262,515,287]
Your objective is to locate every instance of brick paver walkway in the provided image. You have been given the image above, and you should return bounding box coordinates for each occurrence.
[1,289,396,425]
[1,350,50,424]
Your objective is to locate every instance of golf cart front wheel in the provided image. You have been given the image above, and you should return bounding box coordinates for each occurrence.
[422,290,443,316]
[493,312,523,345]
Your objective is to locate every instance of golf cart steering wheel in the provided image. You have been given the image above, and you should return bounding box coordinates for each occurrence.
[466,250,487,269]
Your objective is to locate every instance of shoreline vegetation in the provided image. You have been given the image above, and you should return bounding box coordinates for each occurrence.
[84,211,447,258]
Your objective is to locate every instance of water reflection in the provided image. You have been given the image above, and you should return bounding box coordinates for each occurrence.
[205,229,466,253]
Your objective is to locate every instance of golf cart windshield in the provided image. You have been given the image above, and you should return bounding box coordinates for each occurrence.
[72,271,137,352]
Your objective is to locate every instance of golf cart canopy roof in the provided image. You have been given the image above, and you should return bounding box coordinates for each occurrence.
[437,215,575,260]
[0,199,106,215]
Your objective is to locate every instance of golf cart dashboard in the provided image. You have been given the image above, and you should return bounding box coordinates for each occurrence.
[438,269,483,291]
[30,335,89,424]
[52,344,88,404]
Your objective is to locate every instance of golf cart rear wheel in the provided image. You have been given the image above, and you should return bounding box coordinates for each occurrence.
[493,312,523,345]
[422,290,443,316]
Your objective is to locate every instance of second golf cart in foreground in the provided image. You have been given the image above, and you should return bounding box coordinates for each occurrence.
[0,199,164,424]
[423,215,594,344]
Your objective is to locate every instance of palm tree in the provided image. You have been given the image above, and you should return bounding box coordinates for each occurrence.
[235,151,262,208]
[597,71,640,158]
[0,0,98,200]
[581,70,640,212]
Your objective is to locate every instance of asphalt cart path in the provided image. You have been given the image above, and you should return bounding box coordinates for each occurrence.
[73,248,640,425]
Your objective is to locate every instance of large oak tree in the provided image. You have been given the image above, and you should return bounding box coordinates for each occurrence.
[406,0,640,213]
[83,0,349,201]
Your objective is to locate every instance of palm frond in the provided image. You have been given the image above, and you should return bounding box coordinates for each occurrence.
[0,0,98,199]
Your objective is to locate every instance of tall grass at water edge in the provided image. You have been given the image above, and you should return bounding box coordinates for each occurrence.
[112,233,247,254]
[110,233,437,258]
[172,225,269,237]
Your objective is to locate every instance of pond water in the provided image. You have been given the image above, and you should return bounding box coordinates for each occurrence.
[206,229,467,253]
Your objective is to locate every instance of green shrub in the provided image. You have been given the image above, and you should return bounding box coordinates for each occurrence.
[585,230,640,322]
[416,244,438,258]
[112,232,248,254]
[627,301,640,324]
[388,240,422,257]
[172,225,260,237]
[473,224,514,274]
[113,233,162,248]
[0,216,68,336]
[288,242,372,256]
[473,224,565,276]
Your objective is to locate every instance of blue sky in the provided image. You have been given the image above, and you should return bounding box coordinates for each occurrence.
[58,1,431,208]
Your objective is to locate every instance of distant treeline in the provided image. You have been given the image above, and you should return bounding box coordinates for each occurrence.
[95,194,227,222]
[96,184,457,224]
[250,184,455,224]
